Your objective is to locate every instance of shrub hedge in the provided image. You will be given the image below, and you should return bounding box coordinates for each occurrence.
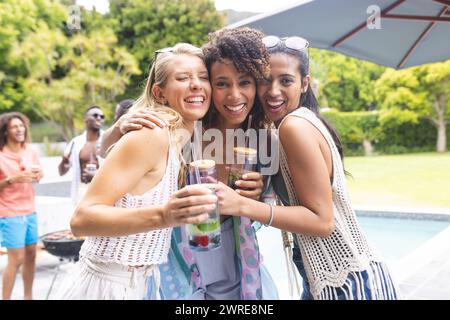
[322,109,449,155]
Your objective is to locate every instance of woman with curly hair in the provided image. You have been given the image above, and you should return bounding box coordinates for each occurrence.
[168,27,277,300]
[101,28,278,300]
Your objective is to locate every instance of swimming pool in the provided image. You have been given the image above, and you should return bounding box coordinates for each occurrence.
[357,215,450,261]
[257,212,450,299]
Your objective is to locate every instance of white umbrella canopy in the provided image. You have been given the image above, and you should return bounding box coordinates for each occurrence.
[229,0,450,69]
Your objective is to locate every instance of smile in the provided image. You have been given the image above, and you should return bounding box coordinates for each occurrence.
[185,96,205,104]
[265,100,285,112]
[224,103,246,114]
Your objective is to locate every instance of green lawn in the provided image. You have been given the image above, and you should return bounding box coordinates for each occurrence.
[344,152,450,209]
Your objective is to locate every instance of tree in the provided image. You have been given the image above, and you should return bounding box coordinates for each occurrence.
[1,0,140,140]
[310,49,385,111]
[109,0,225,97]
[0,0,67,117]
[375,60,450,153]
[13,26,140,140]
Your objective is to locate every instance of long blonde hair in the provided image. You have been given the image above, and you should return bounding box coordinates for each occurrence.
[131,43,206,187]
[130,43,205,129]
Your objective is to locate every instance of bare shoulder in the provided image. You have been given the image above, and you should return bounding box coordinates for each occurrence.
[110,126,170,163]
[120,126,168,148]
[279,115,318,145]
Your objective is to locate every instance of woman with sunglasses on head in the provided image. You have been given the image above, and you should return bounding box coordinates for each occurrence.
[54,43,216,300]
[100,28,279,300]
[215,35,399,300]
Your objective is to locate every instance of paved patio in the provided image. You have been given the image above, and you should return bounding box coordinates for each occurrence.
[394,225,450,299]
[0,247,76,300]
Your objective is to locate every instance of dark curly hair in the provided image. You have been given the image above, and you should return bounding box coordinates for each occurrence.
[0,112,31,150]
[202,27,271,130]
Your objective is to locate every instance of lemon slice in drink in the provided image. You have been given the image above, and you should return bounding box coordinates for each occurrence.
[188,220,219,235]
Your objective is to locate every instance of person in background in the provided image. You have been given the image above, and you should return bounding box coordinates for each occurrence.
[99,100,168,158]
[114,99,135,123]
[58,106,105,205]
[0,112,43,300]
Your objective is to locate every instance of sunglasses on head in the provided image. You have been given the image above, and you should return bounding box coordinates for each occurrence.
[91,113,105,120]
[262,36,309,52]
[154,47,174,61]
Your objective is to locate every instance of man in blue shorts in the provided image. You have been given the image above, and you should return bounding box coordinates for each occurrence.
[0,112,43,300]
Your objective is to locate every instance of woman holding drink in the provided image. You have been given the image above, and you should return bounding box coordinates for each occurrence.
[185,159,221,250]
[54,43,216,300]
[101,28,278,300]
[215,35,399,300]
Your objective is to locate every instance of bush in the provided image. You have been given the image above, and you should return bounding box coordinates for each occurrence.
[322,109,380,155]
[343,145,365,157]
[42,136,63,157]
[30,122,66,143]
[321,109,449,155]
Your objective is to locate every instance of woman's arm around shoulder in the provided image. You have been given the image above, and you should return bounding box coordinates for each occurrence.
[99,110,168,158]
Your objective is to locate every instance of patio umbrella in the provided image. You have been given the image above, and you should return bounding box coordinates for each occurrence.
[228,0,450,69]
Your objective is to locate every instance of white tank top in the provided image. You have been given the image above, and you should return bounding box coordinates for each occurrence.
[79,138,180,266]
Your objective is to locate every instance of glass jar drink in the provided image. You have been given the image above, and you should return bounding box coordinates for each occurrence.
[30,165,41,183]
[227,147,258,190]
[186,159,221,251]
[30,165,41,174]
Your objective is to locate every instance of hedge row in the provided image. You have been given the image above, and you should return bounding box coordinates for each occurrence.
[322,109,450,156]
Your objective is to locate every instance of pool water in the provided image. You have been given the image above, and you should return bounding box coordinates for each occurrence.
[257,215,450,299]
[357,216,450,261]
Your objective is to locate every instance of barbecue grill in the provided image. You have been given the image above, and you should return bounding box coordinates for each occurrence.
[40,230,84,261]
[39,230,85,299]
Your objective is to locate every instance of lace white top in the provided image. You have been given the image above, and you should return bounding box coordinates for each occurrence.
[79,139,179,266]
[278,107,389,299]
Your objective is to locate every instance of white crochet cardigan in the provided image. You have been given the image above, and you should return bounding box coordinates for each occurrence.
[278,107,397,300]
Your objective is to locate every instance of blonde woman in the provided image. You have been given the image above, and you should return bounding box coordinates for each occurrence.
[54,43,214,300]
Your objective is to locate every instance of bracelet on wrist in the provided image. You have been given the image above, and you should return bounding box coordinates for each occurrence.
[264,203,274,227]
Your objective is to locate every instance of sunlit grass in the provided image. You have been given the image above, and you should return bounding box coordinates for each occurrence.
[344,152,450,209]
